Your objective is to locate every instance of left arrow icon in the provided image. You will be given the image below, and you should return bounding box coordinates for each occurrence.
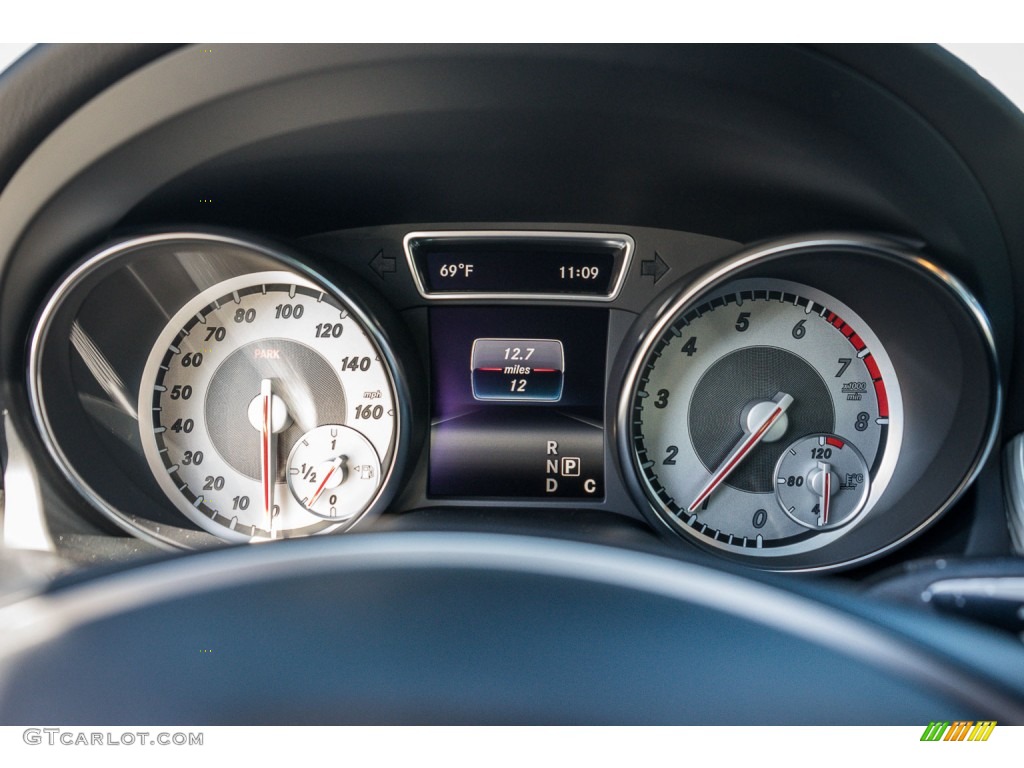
[369,250,396,279]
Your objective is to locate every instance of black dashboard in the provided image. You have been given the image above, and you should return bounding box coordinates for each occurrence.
[3,44,1024,724]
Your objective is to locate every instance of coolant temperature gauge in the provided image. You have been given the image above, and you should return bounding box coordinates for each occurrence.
[286,425,382,520]
[774,434,870,531]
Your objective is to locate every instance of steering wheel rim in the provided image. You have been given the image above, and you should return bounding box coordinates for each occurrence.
[1,531,1023,724]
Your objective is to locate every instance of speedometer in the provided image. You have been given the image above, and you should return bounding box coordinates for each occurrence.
[626,277,903,559]
[139,271,398,542]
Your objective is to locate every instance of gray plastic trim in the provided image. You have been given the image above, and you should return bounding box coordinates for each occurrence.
[924,576,1024,603]
[1,410,52,552]
[1003,434,1024,555]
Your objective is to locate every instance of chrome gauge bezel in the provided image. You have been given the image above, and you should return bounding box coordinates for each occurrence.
[628,277,904,558]
[28,232,415,550]
[617,235,1002,572]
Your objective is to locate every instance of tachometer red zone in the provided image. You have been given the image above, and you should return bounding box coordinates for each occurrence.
[827,311,889,419]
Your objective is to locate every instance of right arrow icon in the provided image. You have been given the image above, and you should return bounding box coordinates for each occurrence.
[640,252,670,283]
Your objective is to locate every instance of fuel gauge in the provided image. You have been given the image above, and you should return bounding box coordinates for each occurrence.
[286,425,382,520]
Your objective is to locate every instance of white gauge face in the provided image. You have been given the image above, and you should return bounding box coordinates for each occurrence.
[138,271,398,542]
[629,278,903,557]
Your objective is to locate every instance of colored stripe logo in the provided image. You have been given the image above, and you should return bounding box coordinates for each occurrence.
[920,721,996,741]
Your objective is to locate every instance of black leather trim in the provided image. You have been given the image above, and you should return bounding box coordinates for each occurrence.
[0,43,181,195]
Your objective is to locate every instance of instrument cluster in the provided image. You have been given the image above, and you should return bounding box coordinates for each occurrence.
[27,227,1000,571]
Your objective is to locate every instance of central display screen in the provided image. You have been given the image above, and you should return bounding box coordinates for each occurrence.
[421,247,616,295]
[429,307,607,498]
[405,233,632,299]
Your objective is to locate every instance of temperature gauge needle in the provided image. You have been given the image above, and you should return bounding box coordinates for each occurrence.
[688,392,794,513]
[260,378,276,531]
[308,455,345,508]
[819,461,831,526]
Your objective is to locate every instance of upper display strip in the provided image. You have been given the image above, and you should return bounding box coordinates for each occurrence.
[403,231,634,301]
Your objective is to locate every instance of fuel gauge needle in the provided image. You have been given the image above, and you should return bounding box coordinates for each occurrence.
[688,392,794,513]
[308,456,345,508]
[260,378,276,533]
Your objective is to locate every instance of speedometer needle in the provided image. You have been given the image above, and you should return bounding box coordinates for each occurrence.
[688,392,794,513]
[260,378,276,533]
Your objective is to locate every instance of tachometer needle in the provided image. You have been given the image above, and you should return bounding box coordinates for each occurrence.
[260,378,276,531]
[688,392,794,513]
[308,455,345,508]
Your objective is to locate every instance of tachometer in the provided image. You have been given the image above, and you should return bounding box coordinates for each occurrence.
[139,271,398,541]
[626,278,903,558]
